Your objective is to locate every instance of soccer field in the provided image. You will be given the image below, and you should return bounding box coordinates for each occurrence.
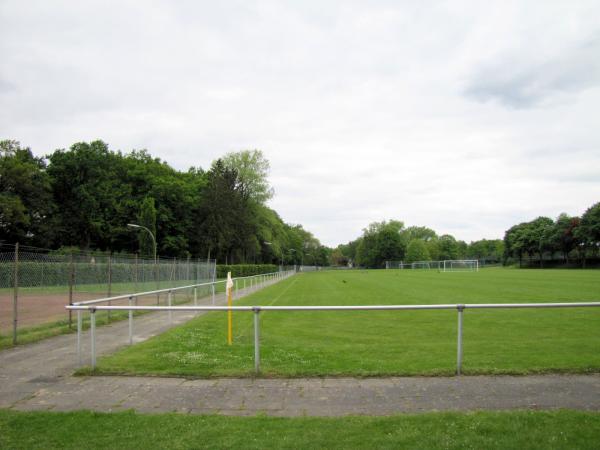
[94,268,600,377]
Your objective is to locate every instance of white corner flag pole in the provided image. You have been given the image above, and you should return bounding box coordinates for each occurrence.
[226,272,234,345]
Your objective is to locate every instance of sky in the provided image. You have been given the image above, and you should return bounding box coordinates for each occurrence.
[1,1,599,247]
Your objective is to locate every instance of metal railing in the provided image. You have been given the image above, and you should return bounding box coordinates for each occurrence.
[68,269,296,365]
[67,297,600,374]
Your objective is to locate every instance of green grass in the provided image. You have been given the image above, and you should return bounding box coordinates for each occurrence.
[93,268,600,377]
[0,313,126,350]
[1,409,600,449]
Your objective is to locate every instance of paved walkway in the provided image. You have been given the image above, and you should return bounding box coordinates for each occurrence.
[1,276,600,416]
[5,374,600,416]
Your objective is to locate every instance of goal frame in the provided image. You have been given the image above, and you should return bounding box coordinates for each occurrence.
[442,260,479,272]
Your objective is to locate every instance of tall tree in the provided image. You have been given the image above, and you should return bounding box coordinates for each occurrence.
[402,226,437,242]
[546,213,580,263]
[575,202,600,266]
[0,140,56,246]
[524,217,554,267]
[406,239,430,263]
[197,159,243,263]
[47,140,128,250]
[438,234,459,260]
[221,150,274,203]
[504,222,528,267]
[355,220,406,267]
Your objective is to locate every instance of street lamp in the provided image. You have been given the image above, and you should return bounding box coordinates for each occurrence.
[128,223,159,296]
[128,224,157,261]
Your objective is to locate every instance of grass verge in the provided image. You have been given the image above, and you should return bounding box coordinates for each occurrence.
[1,409,600,449]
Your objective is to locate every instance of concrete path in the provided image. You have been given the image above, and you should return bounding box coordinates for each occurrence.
[5,374,600,416]
[1,275,600,416]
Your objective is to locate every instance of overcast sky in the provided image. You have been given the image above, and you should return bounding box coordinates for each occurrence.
[1,1,599,247]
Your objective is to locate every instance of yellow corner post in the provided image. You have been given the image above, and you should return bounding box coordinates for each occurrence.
[226,272,233,345]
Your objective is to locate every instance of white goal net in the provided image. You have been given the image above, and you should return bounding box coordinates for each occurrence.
[442,260,479,272]
[385,261,441,270]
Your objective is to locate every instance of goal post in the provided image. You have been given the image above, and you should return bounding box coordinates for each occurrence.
[411,261,434,270]
[442,260,479,272]
[385,260,477,271]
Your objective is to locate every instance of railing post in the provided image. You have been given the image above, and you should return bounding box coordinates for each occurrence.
[68,253,74,330]
[77,309,82,365]
[211,283,215,305]
[254,307,261,374]
[12,242,19,345]
[128,296,134,345]
[168,290,173,323]
[107,255,112,322]
[90,308,96,370]
[457,304,464,375]
[194,287,198,306]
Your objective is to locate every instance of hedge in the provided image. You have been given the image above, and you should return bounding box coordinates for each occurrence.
[0,261,214,289]
[217,264,278,278]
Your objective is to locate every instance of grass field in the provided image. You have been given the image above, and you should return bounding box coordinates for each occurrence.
[2,409,600,449]
[92,268,600,377]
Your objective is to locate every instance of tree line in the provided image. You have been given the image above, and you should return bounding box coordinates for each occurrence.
[332,202,600,268]
[3,138,597,269]
[503,203,600,267]
[0,139,329,265]
[331,220,504,268]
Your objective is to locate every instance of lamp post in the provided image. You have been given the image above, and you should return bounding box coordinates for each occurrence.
[128,223,159,298]
[263,241,280,268]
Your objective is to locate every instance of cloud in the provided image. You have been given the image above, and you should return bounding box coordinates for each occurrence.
[1,1,599,247]
[0,79,17,93]
[464,37,600,108]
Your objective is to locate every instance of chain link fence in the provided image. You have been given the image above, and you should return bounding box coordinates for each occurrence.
[0,243,216,345]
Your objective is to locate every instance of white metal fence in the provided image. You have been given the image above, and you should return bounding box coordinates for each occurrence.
[67,269,296,367]
[68,296,600,375]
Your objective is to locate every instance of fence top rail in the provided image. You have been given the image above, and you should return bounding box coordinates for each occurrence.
[72,270,293,306]
[66,301,600,312]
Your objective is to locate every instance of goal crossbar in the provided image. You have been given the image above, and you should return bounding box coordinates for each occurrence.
[442,260,479,272]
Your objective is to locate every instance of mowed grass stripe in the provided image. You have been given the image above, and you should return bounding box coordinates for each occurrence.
[92,269,600,377]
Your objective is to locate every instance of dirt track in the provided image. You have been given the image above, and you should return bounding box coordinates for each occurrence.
[0,290,189,333]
